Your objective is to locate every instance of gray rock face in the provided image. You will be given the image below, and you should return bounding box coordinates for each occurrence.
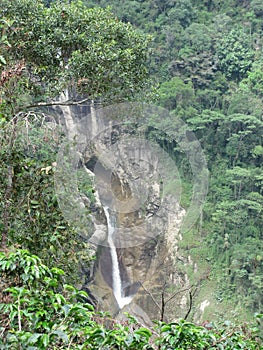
[55,101,195,322]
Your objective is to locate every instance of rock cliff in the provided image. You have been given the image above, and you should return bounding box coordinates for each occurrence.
[54,101,203,323]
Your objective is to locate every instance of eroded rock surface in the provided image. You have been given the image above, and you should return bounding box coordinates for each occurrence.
[56,102,195,322]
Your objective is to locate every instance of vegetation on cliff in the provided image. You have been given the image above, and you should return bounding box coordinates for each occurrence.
[80,0,263,318]
[0,0,263,347]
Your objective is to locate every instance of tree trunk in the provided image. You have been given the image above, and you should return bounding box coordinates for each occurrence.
[60,89,77,141]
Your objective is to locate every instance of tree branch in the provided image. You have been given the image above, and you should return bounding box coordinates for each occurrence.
[139,282,162,312]
[25,97,93,109]
[165,286,192,305]
[184,287,197,321]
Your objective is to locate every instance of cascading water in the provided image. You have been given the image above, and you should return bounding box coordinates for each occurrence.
[104,206,133,309]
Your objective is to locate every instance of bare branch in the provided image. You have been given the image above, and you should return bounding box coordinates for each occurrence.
[25,97,92,109]
[140,282,162,312]
[184,287,198,321]
[161,287,165,322]
[165,286,193,305]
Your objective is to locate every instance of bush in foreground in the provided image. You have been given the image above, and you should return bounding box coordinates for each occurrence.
[0,249,262,349]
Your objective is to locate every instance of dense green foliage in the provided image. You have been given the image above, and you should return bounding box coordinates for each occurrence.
[0,0,150,265]
[0,0,150,118]
[81,0,263,317]
[0,112,93,282]
[0,0,263,347]
[0,250,262,349]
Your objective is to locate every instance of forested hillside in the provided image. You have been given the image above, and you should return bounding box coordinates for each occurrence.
[81,0,263,316]
[1,0,263,348]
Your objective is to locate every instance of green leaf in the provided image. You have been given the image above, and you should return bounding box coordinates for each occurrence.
[40,334,49,347]
[62,304,71,316]
[52,329,69,343]
[134,327,152,338]
[28,333,42,344]
[50,267,65,276]
[30,200,39,205]
[0,55,6,65]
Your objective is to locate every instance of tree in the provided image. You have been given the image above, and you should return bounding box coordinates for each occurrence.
[183,23,213,53]
[0,0,150,113]
[216,27,254,81]
[240,61,263,97]
[157,77,194,110]
[0,0,150,278]
[166,0,196,28]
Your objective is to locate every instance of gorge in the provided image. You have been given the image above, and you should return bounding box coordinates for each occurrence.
[1,1,263,346]
[53,100,210,323]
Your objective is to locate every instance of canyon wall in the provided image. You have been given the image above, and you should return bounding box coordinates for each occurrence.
[54,101,207,323]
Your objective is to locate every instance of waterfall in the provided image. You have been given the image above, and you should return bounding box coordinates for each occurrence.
[104,206,132,309]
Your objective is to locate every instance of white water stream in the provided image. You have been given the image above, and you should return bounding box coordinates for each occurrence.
[104,207,132,309]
